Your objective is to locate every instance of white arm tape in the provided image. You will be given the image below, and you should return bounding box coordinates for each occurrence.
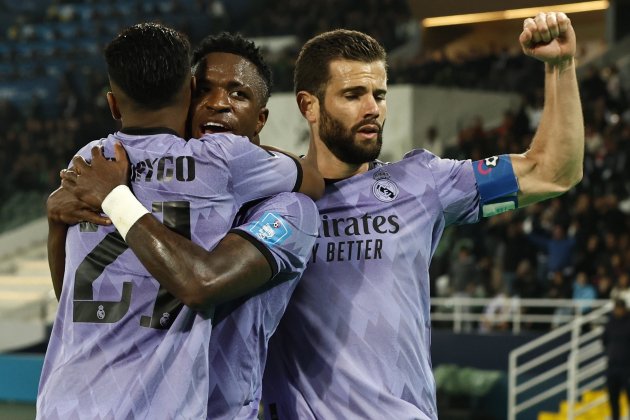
[101,185,150,240]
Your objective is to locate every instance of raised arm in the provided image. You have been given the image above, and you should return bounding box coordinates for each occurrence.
[510,12,584,206]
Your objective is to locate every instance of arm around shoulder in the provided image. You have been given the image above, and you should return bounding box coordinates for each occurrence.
[261,145,324,200]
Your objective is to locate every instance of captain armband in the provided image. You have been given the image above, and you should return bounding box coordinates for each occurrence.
[472,155,519,218]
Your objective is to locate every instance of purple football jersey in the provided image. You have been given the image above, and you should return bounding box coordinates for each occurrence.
[205,192,319,419]
[263,150,480,420]
[37,128,300,420]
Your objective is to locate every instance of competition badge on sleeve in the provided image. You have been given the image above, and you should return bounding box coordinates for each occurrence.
[249,212,292,246]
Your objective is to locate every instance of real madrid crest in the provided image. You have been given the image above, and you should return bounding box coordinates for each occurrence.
[372,169,399,202]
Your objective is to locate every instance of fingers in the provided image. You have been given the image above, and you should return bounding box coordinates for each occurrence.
[523,18,539,45]
[60,168,77,184]
[522,12,570,45]
[60,169,81,191]
[91,145,106,164]
[519,26,533,47]
[60,177,74,190]
[113,141,129,164]
[535,13,552,43]
[547,13,559,39]
[70,155,89,174]
[78,210,112,226]
[57,204,111,226]
[557,12,570,33]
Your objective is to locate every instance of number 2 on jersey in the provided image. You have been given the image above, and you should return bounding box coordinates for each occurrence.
[73,201,190,330]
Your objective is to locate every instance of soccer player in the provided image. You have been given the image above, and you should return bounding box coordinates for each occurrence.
[37,24,321,419]
[189,33,321,419]
[603,299,630,420]
[47,32,321,418]
[261,13,583,419]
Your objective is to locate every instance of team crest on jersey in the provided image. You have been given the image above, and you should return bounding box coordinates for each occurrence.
[160,313,171,327]
[372,169,399,202]
[249,212,292,247]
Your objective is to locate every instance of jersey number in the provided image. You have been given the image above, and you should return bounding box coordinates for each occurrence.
[73,201,190,330]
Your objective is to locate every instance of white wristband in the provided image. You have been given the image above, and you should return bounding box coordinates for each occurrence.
[101,185,150,240]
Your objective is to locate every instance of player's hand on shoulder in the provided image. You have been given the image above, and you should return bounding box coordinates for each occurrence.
[520,12,576,64]
[47,186,111,226]
[60,142,130,209]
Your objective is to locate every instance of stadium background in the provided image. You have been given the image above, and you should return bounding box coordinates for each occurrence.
[0,0,629,419]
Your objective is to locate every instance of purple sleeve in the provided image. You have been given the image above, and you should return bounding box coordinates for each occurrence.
[426,153,480,226]
[67,139,104,167]
[229,193,319,277]
[205,134,300,206]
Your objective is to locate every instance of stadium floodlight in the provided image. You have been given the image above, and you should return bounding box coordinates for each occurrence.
[422,0,609,27]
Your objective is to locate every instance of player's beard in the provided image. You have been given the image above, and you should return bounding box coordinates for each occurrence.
[319,104,383,165]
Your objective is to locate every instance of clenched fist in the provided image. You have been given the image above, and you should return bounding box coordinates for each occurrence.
[520,12,576,65]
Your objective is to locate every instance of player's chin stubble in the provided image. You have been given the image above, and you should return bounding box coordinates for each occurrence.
[319,105,383,165]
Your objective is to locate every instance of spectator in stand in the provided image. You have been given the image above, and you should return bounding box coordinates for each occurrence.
[500,218,537,294]
[572,271,596,315]
[480,286,517,333]
[547,271,573,327]
[528,223,576,281]
[450,243,479,296]
[602,299,630,420]
[596,274,614,300]
[513,259,540,299]
[611,272,630,308]
[512,259,546,329]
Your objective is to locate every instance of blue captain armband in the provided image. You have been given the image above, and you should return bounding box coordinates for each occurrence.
[472,155,519,218]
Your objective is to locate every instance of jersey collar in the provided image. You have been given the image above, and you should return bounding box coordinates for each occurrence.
[119,127,180,136]
[324,160,381,185]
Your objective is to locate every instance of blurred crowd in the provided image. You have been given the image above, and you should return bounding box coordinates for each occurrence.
[430,63,630,331]
[1,0,630,323]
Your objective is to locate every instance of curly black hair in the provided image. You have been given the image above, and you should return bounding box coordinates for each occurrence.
[191,32,272,104]
[104,22,191,110]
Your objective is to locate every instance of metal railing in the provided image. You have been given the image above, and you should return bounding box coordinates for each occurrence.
[431,297,611,333]
[507,301,613,420]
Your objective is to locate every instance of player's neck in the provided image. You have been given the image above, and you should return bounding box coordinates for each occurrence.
[120,106,187,137]
[304,138,370,181]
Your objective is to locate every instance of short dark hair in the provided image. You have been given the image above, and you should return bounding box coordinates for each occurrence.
[191,32,272,104]
[294,29,387,98]
[104,22,191,110]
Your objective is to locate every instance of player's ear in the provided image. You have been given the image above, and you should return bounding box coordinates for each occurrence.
[297,91,319,124]
[106,92,121,120]
[190,75,196,93]
[254,107,269,137]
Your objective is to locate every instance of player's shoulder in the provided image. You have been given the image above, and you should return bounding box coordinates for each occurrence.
[73,136,111,160]
[195,132,251,149]
[370,148,441,174]
[254,192,318,216]
[401,148,471,171]
[185,133,256,159]
[401,148,441,164]
[243,192,319,231]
